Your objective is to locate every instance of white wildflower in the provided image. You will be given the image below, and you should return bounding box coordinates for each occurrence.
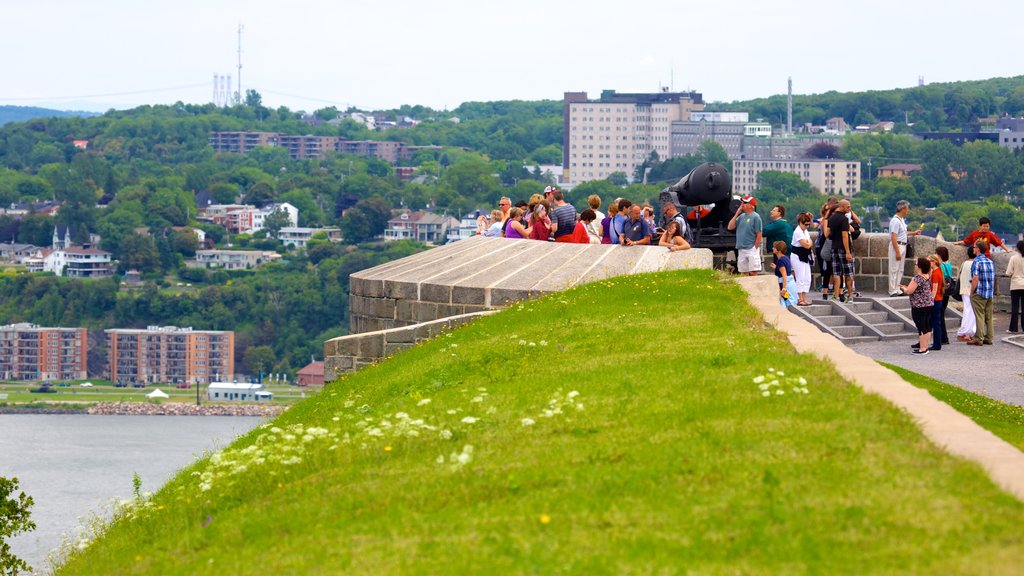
[519,340,527,346]
[366,428,383,437]
[528,342,536,347]
[539,340,548,346]
[775,389,785,395]
[521,418,535,426]
[439,429,453,440]
[417,398,432,406]
[446,409,458,415]
[461,416,479,424]
[753,375,765,384]
[567,390,580,399]
[395,412,409,420]
[471,396,484,403]
[762,391,771,397]
[436,454,445,464]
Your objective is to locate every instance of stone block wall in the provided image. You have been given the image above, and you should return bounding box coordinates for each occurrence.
[323,311,495,380]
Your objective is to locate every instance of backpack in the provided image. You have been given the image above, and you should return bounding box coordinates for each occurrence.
[674,214,694,244]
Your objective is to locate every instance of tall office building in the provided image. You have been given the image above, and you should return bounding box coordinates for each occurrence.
[732,159,862,197]
[106,326,234,386]
[0,324,88,381]
[564,90,704,186]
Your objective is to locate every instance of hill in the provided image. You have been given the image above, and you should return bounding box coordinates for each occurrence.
[54,269,1024,575]
[0,105,97,126]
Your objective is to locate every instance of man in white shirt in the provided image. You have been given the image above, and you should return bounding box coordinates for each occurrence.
[888,200,922,296]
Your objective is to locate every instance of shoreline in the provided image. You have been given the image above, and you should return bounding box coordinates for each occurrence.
[0,402,286,417]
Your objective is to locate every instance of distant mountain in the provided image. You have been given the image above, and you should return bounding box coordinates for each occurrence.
[0,105,99,126]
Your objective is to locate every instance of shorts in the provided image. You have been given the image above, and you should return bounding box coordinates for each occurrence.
[737,247,762,273]
[831,248,855,277]
[911,306,933,335]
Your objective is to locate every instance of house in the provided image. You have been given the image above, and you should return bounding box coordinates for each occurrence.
[296,361,325,386]
[0,243,39,262]
[876,164,923,179]
[277,227,342,248]
[191,249,281,270]
[447,212,486,243]
[207,382,272,402]
[200,203,299,234]
[32,245,114,278]
[384,211,459,244]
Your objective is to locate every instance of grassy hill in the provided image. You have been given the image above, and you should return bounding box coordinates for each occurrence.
[54,270,1024,575]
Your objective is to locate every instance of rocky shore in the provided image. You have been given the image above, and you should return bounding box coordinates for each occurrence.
[86,402,287,417]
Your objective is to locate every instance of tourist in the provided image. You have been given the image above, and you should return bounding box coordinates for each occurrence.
[828,200,856,303]
[967,239,995,346]
[529,204,552,241]
[660,202,691,244]
[620,204,654,246]
[549,189,577,243]
[936,246,954,345]
[900,257,934,356]
[771,240,798,308]
[579,209,601,244]
[588,194,605,224]
[502,207,532,239]
[816,202,834,300]
[959,217,1008,257]
[601,203,618,245]
[956,246,977,342]
[926,253,945,351]
[658,220,691,252]
[763,204,793,256]
[612,199,631,245]
[1007,240,1024,333]
[790,212,814,306]
[479,209,504,237]
[727,195,762,276]
[641,204,657,232]
[887,200,922,296]
[498,196,511,222]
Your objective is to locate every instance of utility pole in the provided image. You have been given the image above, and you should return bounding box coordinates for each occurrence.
[236,24,244,105]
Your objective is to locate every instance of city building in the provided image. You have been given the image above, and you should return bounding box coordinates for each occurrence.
[277,227,342,249]
[199,203,298,234]
[208,131,279,154]
[732,159,862,197]
[670,114,748,159]
[0,243,39,262]
[191,249,282,270]
[0,323,88,381]
[28,245,114,278]
[384,211,458,244]
[106,326,234,386]
[336,140,403,163]
[739,134,846,161]
[208,131,439,163]
[563,90,705,185]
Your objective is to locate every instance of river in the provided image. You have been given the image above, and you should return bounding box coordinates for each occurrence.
[0,414,265,572]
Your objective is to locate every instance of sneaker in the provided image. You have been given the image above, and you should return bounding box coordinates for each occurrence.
[928,346,941,351]
[965,340,983,346]
[911,343,920,349]
[889,292,903,297]
[838,294,846,303]
[983,341,993,345]
[1008,330,1020,334]
[853,291,862,298]
[911,349,929,355]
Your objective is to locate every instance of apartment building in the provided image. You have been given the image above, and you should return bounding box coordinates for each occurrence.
[199,203,298,234]
[671,112,749,159]
[740,134,846,161]
[277,227,342,249]
[208,132,430,163]
[191,249,282,270]
[732,159,861,197]
[106,326,234,386]
[208,131,279,154]
[563,90,705,185]
[0,323,88,381]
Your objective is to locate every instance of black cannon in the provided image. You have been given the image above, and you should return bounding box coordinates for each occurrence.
[658,162,739,252]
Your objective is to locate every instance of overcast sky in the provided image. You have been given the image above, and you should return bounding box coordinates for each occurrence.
[3,0,1022,113]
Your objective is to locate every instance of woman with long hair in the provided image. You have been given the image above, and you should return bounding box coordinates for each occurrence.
[658,220,691,252]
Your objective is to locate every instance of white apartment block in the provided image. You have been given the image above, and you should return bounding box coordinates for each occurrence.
[564,91,704,186]
[733,159,862,197]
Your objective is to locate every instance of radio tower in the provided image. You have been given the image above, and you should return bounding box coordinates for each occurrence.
[787,77,793,135]
[235,24,244,105]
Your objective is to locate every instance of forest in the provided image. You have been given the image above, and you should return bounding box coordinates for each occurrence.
[0,76,1023,377]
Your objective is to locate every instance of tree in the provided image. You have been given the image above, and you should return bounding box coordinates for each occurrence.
[262,208,292,238]
[338,206,372,244]
[606,172,629,187]
[0,476,35,576]
[243,344,275,376]
[171,229,200,257]
[696,140,729,165]
[118,233,160,273]
[244,89,263,108]
[804,142,840,159]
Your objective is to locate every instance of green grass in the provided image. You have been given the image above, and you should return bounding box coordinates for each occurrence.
[882,362,1024,452]
[54,270,1024,575]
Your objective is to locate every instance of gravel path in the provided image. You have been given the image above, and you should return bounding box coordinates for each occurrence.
[849,309,1024,407]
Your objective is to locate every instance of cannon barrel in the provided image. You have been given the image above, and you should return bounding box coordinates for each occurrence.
[662,162,732,206]
[657,162,738,251]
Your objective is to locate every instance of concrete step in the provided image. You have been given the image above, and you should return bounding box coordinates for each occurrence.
[802,304,835,316]
[817,315,849,327]
[833,325,866,338]
[859,311,889,323]
[844,302,875,313]
[875,322,910,335]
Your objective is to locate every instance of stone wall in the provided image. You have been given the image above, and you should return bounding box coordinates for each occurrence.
[324,311,494,379]
[348,236,713,334]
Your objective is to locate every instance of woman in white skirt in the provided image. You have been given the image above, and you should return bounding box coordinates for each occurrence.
[956,246,977,340]
[790,212,814,306]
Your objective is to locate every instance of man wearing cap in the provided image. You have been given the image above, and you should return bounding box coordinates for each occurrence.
[728,195,762,276]
[547,188,577,243]
[829,199,856,302]
[887,200,921,297]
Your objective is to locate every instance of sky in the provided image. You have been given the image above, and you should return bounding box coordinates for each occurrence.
[2,0,1022,114]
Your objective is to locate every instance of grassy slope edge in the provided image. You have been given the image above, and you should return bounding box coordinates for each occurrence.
[881,362,1024,452]
[57,270,1024,575]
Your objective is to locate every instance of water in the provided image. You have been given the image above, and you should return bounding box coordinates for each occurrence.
[0,414,264,572]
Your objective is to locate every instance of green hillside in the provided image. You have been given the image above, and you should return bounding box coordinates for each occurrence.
[54,270,1024,575]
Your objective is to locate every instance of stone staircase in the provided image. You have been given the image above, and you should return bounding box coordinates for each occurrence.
[790,294,962,342]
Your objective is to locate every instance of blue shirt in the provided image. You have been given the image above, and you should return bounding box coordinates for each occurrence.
[610,214,627,244]
[621,216,654,243]
[971,253,995,299]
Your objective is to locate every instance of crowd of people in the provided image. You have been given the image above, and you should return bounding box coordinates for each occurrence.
[474,186,692,250]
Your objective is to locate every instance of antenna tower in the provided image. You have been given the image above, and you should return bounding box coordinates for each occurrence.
[236,24,244,105]
[786,77,793,135]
